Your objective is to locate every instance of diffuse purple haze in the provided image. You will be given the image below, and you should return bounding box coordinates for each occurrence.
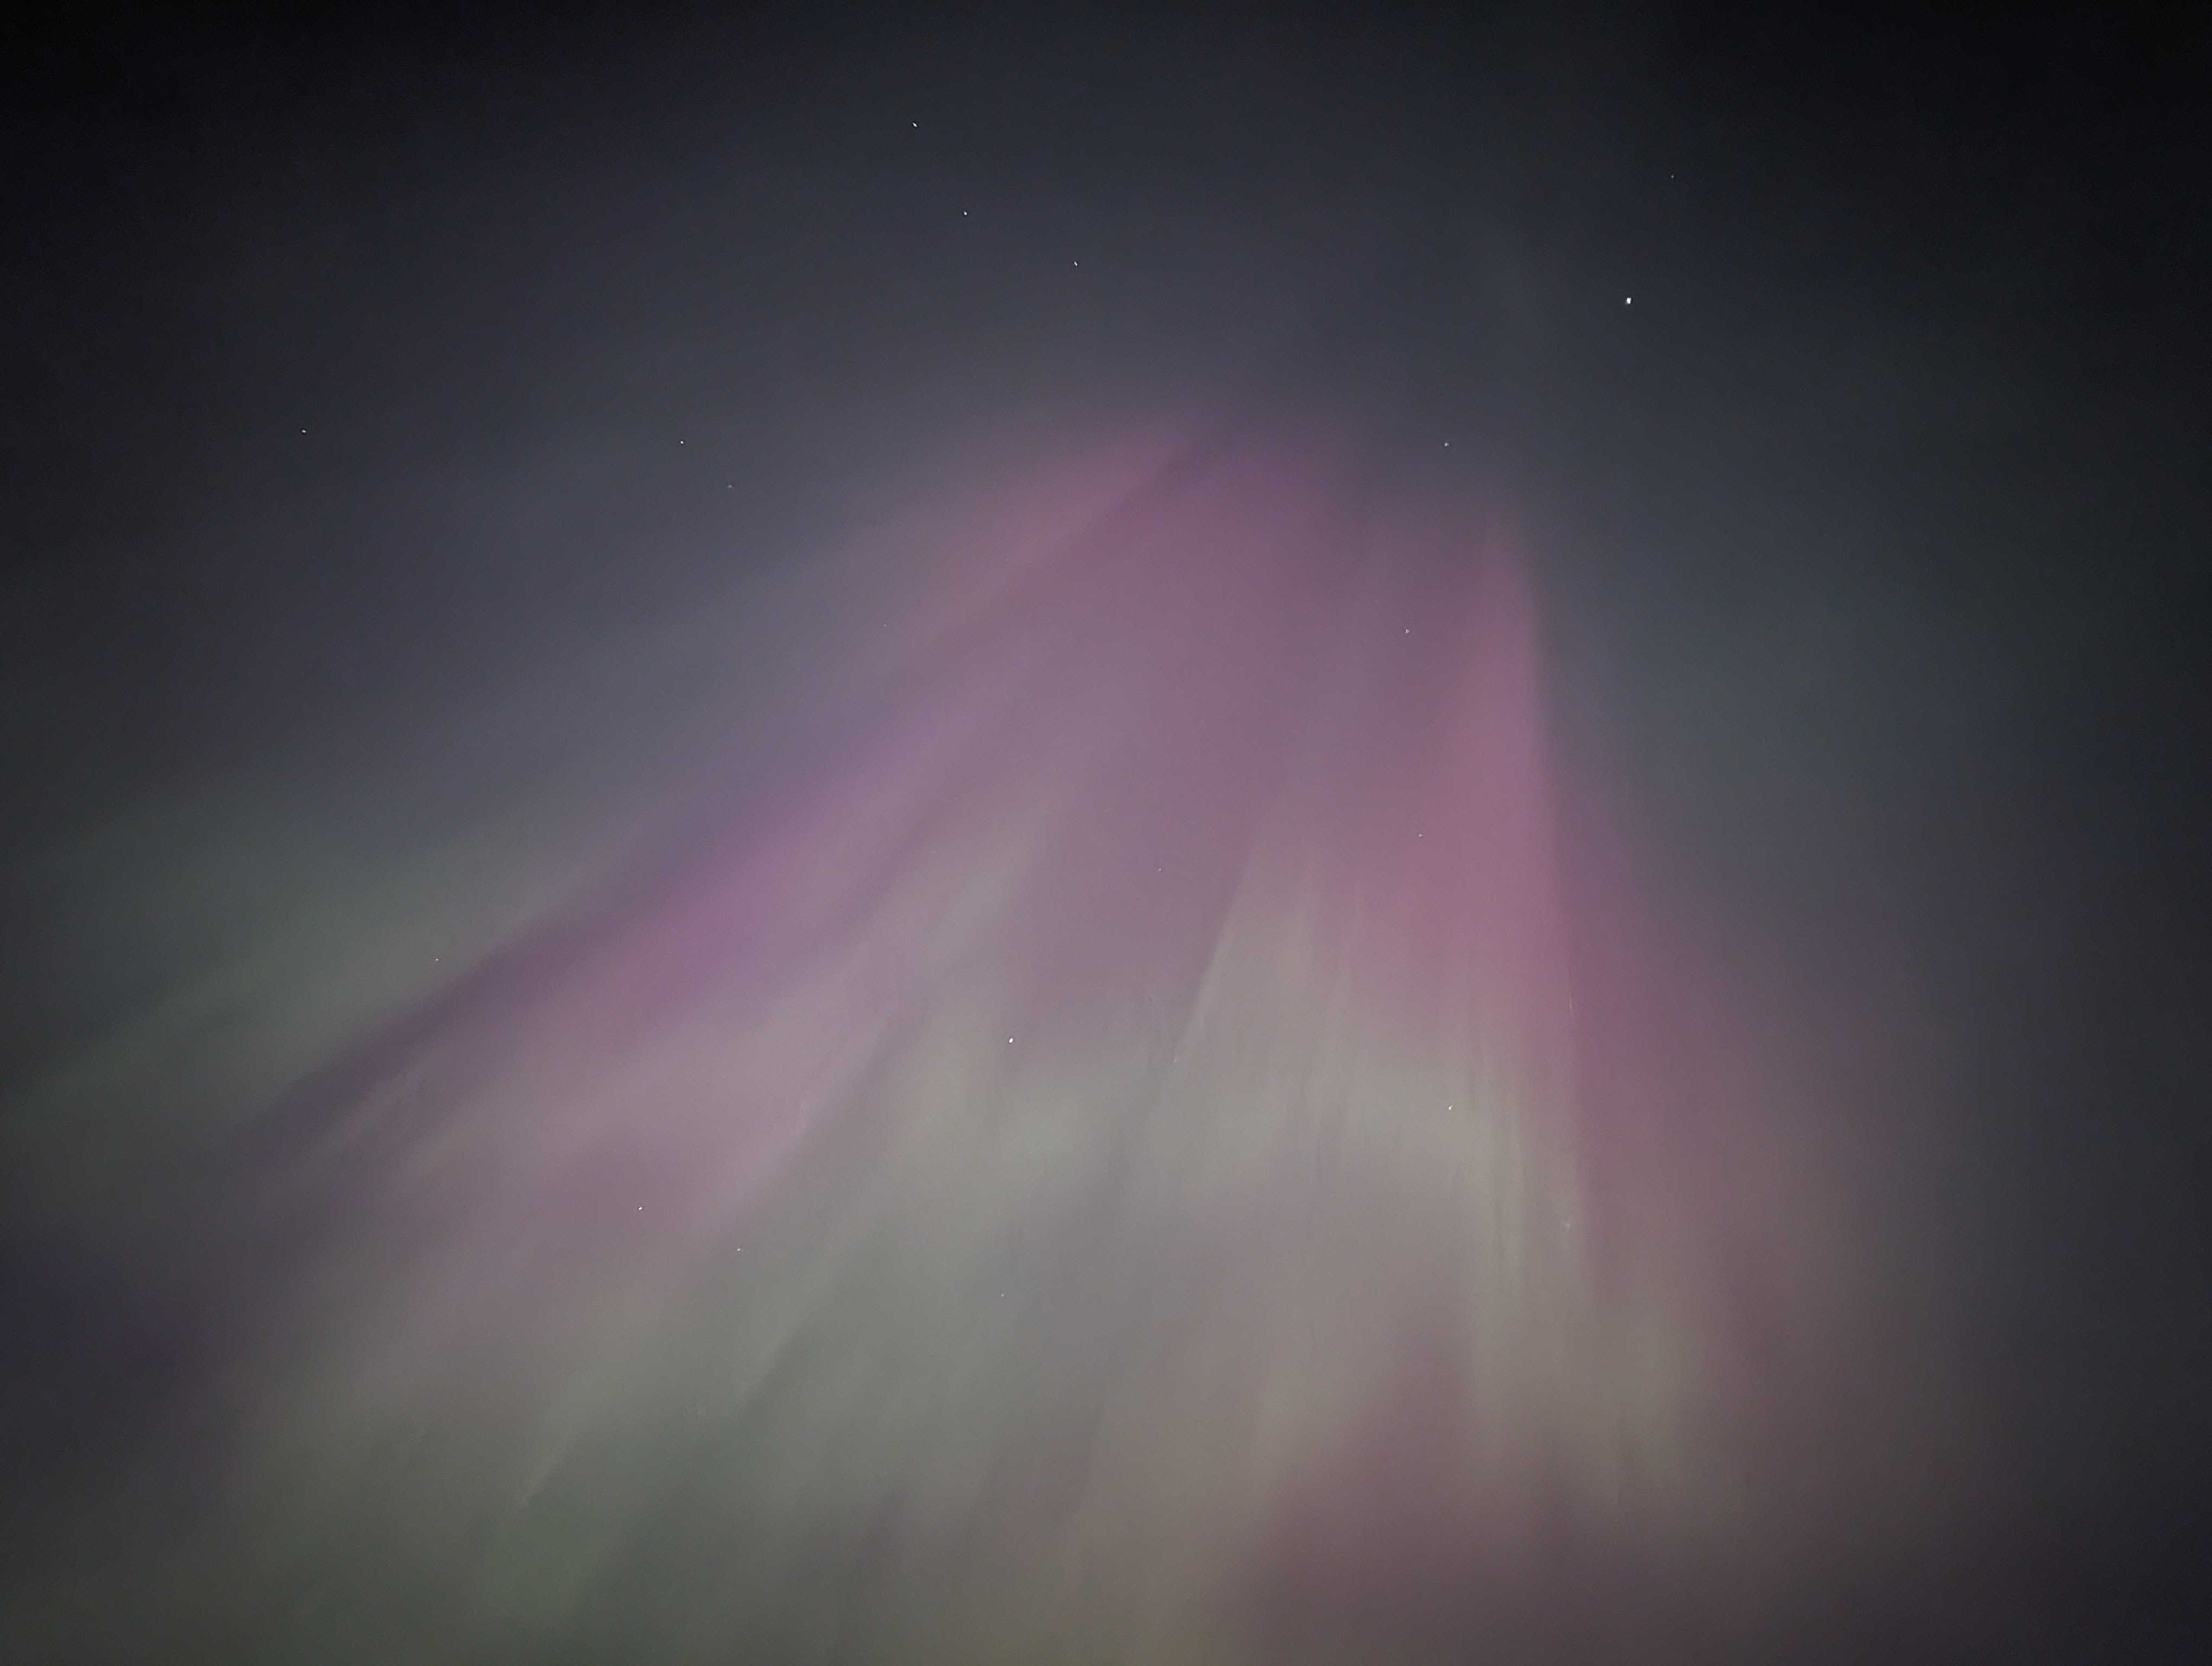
[213,422,1977,1660]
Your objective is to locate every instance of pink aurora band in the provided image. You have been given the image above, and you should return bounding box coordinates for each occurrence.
[250,420,1979,1657]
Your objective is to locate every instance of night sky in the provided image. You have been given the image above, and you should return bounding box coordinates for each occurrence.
[5,7,2210,1661]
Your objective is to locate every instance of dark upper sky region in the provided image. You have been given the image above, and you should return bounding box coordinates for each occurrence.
[4,5,2210,1659]
[10,9,2205,786]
